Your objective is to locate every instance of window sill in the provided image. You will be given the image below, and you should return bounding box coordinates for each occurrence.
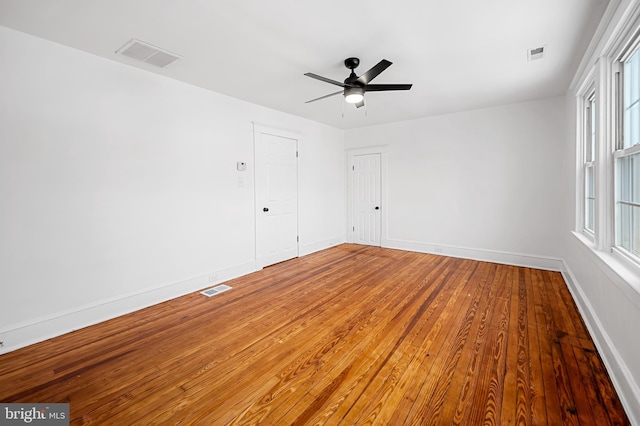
[572,231,640,310]
[581,228,595,242]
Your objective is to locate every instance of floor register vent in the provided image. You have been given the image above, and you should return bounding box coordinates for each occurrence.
[201,285,232,297]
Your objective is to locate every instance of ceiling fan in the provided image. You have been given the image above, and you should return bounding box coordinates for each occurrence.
[304,57,412,108]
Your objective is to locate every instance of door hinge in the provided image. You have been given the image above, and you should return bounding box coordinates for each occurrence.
[352,165,355,171]
[352,226,355,232]
[296,151,299,158]
[297,236,299,242]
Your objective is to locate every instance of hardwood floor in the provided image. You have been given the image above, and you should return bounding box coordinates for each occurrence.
[0,245,630,425]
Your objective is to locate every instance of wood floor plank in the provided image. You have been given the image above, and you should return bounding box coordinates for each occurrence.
[530,268,563,426]
[352,260,479,425]
[398,262,486,426]
[543,270,600,426]
[257,252,450,425]
[538,270,581,425]
[584,348,630,426]
[302,258,458,424]
[524,267,547,426]
[499,265,522,425]
[341,258,472,424]
[296,255,456,425]
[422,261,496,425]
[0,245,630,425]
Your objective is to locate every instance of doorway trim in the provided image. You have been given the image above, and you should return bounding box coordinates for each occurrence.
[346,145,389,246]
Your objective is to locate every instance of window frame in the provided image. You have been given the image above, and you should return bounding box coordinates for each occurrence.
[584,90,597,236]
[613,37,640,267]
[574,9,640,278]
[576,72,597,241]
[613,144,640,267]
[570,0,640,323]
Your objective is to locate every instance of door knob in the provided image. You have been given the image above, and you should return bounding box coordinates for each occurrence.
[375,206,380,210]
[263,207,269,212]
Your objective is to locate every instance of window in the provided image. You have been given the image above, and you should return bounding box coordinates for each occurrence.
[585,92,596,234]
[575,12,640,273]
[613,42,640,262]
[615,43,640,263]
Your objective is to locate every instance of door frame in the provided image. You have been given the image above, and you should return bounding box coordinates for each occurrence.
[253,123,301,269]
[346,145,389,246]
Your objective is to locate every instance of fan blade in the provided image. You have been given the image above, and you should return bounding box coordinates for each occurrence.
[356,59,392,85]
[365,84,412,91]
[355,100,365,108]
[304,73,347,88]
[305,90,343,103]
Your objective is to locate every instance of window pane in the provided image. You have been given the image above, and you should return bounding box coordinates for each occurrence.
[586,165,594,197]
[625,101,631,147]
[586,104,593,162]
[585,165,595,232]
[633,103,640,147]
[616,152,640,258]
[633,154,640,203]
[618,156,630,202]
[632,156,640,256]
[633,206,640,257]
[586,98,596,162]
[618,201,631,250]
[623,48,640,148]
[628,52,638,105]
[591,100,596,160]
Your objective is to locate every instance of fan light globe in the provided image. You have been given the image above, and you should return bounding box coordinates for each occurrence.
[344,87,364,104]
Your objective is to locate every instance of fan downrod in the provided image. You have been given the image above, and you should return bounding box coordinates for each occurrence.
[344,57,360,70]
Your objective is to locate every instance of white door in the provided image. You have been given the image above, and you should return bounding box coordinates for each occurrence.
[352,153,381,246]
[254,128,298,268]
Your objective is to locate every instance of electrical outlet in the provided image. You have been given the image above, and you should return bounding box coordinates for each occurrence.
[0,341,4,347]
[434,247,443,254]
[209,274,219,283]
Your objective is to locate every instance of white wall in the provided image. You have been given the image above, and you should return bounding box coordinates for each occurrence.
[345,97,567,268]
[0,26,345,353]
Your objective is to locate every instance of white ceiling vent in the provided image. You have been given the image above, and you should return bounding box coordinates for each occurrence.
[527,46,545,62]
[116,39,181,68]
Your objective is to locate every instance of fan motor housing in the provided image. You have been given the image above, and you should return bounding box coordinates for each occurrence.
[344,57,360,70]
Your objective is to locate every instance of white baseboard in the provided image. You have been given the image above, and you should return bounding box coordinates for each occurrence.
[299,235,346,257]
[561,261,640,426]
[383,238,564,271]
[0,261,257,355]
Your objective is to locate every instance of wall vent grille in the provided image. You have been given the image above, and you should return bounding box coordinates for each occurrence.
[201,285,232,297]
[527,46,545,61]
[116,39,181,68]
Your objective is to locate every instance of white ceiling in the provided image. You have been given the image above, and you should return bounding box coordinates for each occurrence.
[0,0,608,130]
